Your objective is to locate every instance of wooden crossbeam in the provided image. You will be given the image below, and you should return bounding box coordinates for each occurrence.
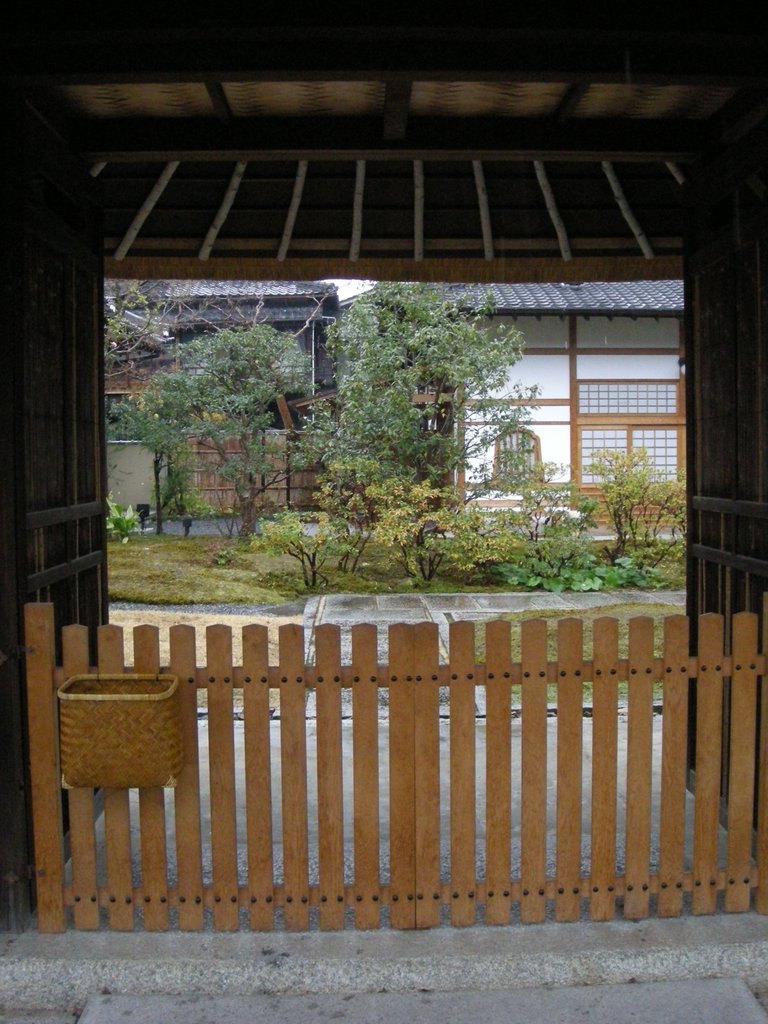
[205,80,232,124]
[384,79,412,141]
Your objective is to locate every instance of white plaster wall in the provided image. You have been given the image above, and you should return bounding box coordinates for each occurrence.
[498,353,570,399]
[107,442,158,509]
[577,316,680,348]
[576,354,681,380]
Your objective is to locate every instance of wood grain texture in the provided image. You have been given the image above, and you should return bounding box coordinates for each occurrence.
[315,625,345,930]
[351,625,381,929]
[484,620,512,925]
[624,617,655,920]
[520,618,548,924]
[279,624,310,931]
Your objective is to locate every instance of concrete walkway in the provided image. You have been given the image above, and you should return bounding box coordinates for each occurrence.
[302,589,686,663]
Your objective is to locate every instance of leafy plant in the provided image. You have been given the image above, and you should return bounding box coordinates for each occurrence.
[254,511,352,588]
[494,552,663,592]
[588,448,686,567]
[106,497,140,543]
[366,478,458,581]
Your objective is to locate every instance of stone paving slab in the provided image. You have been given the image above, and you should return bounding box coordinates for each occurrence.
[77,978,768,1024]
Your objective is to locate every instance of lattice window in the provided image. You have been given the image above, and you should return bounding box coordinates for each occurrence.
[579,381,677,414]
[494,428,542,476]
[581,427,679,482]
[581,428,627,482]
[632,428,678,479]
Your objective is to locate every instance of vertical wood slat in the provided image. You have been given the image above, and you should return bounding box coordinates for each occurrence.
[520,618,548,924]
[315,624,345,929]
[484,620,512,925]
[242,624,274,931]
[133,625,169,931]
[623,617,655,920]
[389,624,416,928]
[413,622,441,929]
[590,617,619,921]
[206,624,239,930]
[169,624,204,930]
[691,614,724,915]
[351,625,380,929]
[24,603,66,933]
[97,623,134,931]
[725,612,759,912]
[657,615,690,917]
[449,620,477,926]
[755,594,768,914]
[279,623,310,931]
[555,618,584,922]
[61,624,99,930]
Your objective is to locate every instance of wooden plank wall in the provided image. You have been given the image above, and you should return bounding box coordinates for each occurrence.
[24,601,768,933]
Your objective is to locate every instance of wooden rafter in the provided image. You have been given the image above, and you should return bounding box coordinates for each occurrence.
[413,160,424,261]
[89,162,106,177]
[472,160,494,261]
[113,161,179,261]
[198,160,248,260]
[533,160,572,261]
[383,79,412,140]
[552,82,589,122]
[601,161,654,259]
[665,162,687,185]
[277,160,309,261]
[349,160,366,261]
[205,80,232,124]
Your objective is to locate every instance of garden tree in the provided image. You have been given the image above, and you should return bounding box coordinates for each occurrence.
[104,280,169,383]
[302,282,537,494]
[153,325,312,536]
[109,375,193,534]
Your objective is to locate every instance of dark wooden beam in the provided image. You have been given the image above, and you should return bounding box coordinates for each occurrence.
[76,116,707,163]
[205,79,233,124]
[7,28,768,87]
[383,79,412,141]
[552,82,589,122]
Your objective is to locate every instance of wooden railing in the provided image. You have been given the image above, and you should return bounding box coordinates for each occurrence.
[24,599,768,932]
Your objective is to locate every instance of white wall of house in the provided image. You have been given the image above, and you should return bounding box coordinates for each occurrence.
[107,441,159,509]
[467,309,685,501]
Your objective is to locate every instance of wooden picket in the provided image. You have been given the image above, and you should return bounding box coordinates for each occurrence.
[22,598,768,934]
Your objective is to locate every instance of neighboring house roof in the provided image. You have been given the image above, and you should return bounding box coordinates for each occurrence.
[452,280,684,316]
[131,280,338,301]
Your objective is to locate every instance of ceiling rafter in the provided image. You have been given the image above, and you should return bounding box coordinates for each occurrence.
[472,160,494,261]
[277,160,309,261]
[349,160,366,261]
[205,80,233,124]
[383,79,412,140]
[413,160,425,261]
[198,160,247,260]
[533,161,572,261]
[601,161,654,259]
[113,161,179,261]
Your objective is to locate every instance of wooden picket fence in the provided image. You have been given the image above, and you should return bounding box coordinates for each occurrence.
[24,598,768,933]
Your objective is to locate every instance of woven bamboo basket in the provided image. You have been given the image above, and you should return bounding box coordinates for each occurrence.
[57,674,183,789]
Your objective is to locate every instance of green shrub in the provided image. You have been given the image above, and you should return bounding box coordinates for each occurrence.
[253,511,352,588]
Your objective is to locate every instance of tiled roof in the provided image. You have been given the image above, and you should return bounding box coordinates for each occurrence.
[106,280,338,300]
[451,281,683,315]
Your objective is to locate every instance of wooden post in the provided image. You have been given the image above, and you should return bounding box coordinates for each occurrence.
[449,621,477,927]
[413,622,441,929]
[315,625,345,930]
[624,617,655,920]
[389,624,416,928]
[351,625,381,929]
[590,617,619,921]
[555,618,584,922]
[756,594,768,913]
[657,615,690,917]
[62,624,99,929]
[24,603,66,933]
[484,620,512,926]
[279,623,310,930]
[520,618,548,924]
